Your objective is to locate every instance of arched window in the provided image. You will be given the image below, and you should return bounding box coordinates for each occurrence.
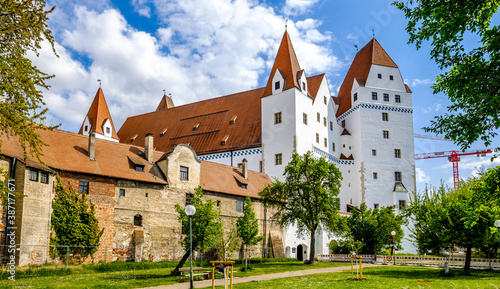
[134,215,142,226]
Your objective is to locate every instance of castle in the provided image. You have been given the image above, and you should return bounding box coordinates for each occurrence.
[0,31,415,265]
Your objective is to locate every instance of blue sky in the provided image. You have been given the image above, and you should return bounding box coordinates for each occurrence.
[34,0,500,191]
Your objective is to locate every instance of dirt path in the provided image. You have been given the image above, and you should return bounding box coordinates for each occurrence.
[144,263,382,289]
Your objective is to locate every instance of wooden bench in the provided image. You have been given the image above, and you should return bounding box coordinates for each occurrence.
[179,267,208,282]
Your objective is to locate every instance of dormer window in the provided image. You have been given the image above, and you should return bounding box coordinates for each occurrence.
[354,93,358,102]
[275,81,280,90]
[302,82,306,91]
[106,127,110,134]
[324,96,327,104]
[160,128,167,137]
[84,125,88,132]
[230,116,237,125]
[241,184,247,189]
[221,135,229,146]
[135,165,144,171]
[130,134,138,142]
[193,123,200,131]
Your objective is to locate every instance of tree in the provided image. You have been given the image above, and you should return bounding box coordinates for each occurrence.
[259,152,343,265]
[405,175,500,275]
[50,175,103,261]
[394,1,500,152]
[347,203,404,255]
[173,187,222,274]
[1,0,58,160]
[236,197,264,268]
[213,218,240,261]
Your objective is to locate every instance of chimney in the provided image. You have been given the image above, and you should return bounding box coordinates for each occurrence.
[242,158,248,179]
[88,133,96,160]
[145,133,154,163]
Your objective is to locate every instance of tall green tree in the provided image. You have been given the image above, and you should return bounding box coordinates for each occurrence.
[394,1,500,152]
[237,197,264,268]
[405,174,500,275]
[347,203,404,255]
[50,175,103,261]
[259,152,343,265]
[173,187,222,273]
[1,0,58,160]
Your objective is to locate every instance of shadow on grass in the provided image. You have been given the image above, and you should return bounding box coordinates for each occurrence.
[107,273,176,280]
[362,266,498,281]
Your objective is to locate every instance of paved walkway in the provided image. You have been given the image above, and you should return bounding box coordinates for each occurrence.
[144,263,381,289]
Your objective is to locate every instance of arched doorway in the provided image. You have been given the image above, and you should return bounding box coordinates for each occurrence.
[297,245,303,261]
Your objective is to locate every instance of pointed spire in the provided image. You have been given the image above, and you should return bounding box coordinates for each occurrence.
[263,31,302,97]
[156,92,175,111]
[336,38,398,117]
[78,88,119,141]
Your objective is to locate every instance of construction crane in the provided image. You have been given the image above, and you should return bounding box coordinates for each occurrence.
[415,149,494,190]
[414,133,451,141]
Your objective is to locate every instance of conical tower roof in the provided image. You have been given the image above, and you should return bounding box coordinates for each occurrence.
[263,31,302,97]
[156,93,175,111]
[78,88,119,140]
[336,38,398,117]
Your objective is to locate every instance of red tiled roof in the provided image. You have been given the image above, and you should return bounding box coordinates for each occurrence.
[200,161,271,198]
[118,87,265,155]
[307,73,325,102]
[156,94,175,111]
[336,39,398,117]
[78,88,119,140]
[1,129,167,184]
[263,31,303,97]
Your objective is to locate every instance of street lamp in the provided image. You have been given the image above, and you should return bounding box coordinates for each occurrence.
[185,205,196,289]
[495,220,500,247]
[391,231,396,265]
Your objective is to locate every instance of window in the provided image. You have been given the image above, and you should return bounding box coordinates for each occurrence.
[383,130,389,139]
[274,112,282,124]
[186,193,193,205]
[372,92,378,100]
[324,138,327,148]
[145,192,148,198]
[353,92,358,102]
[341,120,345,128]
[106,127,110,134]
[332,142,335,152]
[40,172,48,184]
[343,144,346,148]
[378,73,382,79]
[84,125,88,132]
[119,189,125,196]
[390,75,394,80]
[395,95,401,103]
[323,117,326,127]
[160,128,168,137]
[237,163,243,169]
[259,161,263,173]
[180,166,189,180]
[349,146,352,150]
[135,165,144,171]
[302,82,306,91]
[316,133,319,143]
[275,153,282,165]
[134,215,142,226]
[372,149,377,156]
[383,93,389,101]
[317,112,320,122]
[79,181,89,194]
[399,200,406,209]
[230,116,236,125]
[394,149,401,158]
[373,172,378,179]
[395,172,402,182]
[193,123,200,131]
[324,96,327,104]
[241,184,247,189]
[382,112,388,121]
[303,113,308,125]
[329,121,333,131]
[29,170,38,181]
[237,200,244,212]
[275,81,280,90]
[374,203,379,209]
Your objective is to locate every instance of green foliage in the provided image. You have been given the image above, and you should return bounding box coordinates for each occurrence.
[394,0,500,151]
[0,0,59,161]
[346,203,404,254]
[237,197,264,267]
[259,152,343,264]
[50,175,104,261]
[405,170,500,274]
[175,187,222,253]
[328,237,363,255]
[213,217,240,261]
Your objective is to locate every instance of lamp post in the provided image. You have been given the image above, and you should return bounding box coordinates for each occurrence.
[185,205,196,289]
[391,231,396,265]
[495,220,500,247]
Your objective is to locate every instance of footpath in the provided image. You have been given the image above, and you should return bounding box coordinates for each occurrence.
[144,263,381,289]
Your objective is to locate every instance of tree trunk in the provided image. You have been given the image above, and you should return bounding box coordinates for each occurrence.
[464,245,472,275]
[171,250,190,276]
[309,229,316,265]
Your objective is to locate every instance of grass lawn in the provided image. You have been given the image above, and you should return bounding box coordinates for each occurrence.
[205,266,500,289]
[0,260,346,288]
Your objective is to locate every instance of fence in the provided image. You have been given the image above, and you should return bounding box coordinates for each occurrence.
[0,244,283,268]
[318,254,500,270]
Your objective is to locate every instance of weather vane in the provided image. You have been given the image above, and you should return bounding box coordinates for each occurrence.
[372,29,375,38]
[285,18,288,30]
[354,44,358,52]
[163,89,166,95]
[97,79,101,87]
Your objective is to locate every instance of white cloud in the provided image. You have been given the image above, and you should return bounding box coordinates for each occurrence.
[410,78,433,87]
[346,33,357,40]
[416,168,431,183]
[284,0,319,16]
